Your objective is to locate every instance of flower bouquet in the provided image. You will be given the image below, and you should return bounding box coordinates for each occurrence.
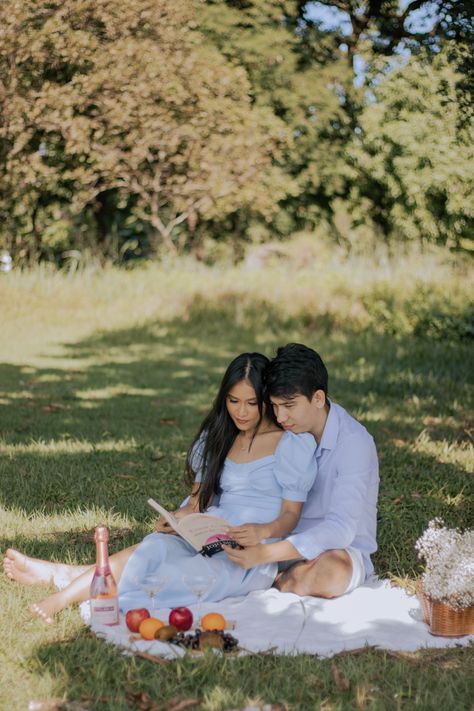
[415,518,474,637]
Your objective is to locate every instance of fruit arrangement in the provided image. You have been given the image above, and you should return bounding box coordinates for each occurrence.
[170,628,239,652]
[125,606,238,651]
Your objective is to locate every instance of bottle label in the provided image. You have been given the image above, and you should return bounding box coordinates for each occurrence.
[90,598,119,626]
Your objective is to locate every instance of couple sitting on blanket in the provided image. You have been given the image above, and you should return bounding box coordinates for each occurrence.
[3,343,379,624]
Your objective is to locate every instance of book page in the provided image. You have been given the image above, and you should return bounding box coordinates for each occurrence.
[147,498,180,530]
[176,513,231,549]
[147,498,233,552]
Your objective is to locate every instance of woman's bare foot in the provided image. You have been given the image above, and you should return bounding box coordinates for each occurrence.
[30,591,67,624]
[3,549,55,586]
[3,548,89,588]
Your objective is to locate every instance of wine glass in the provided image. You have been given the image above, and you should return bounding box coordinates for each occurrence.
[183,574,215,626]
[140,573,168,611]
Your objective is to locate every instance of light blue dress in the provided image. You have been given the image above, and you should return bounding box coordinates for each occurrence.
[118,431,316,612]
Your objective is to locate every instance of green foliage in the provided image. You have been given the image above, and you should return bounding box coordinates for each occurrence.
[362,283,474,341]
[0,1,472,261]
[0,0,286,259]
[199,0,356,239]
[350,49,474,248]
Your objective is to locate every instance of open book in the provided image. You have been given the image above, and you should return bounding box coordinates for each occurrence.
[147,498,243,557]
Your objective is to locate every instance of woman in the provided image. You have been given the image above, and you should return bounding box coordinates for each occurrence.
[3,353,316,623]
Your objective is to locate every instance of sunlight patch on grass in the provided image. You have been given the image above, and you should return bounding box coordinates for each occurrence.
[413,433,473,471]
[1,504,135,538]
[0,437,140,456]
[76,386,160,400]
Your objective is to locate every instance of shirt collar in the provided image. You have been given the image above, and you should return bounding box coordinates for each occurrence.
[316,399,339,455]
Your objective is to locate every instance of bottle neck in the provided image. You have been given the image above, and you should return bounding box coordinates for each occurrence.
[95,530,110,571]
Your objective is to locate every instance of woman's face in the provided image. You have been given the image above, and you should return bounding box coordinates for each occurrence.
[226,379,261,432]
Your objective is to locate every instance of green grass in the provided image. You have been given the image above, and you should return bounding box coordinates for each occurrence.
[0,244,473,710]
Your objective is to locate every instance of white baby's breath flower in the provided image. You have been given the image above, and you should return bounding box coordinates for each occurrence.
[415,520,474,609]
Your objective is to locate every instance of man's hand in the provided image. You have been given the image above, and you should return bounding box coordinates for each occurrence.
[222,543,266,569]
[226,523,268,547]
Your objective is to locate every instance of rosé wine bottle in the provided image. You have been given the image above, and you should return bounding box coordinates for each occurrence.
[89,526,119,626]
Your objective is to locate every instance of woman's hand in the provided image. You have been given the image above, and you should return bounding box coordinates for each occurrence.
[154,519,174,534]
[226,523,268,547]
[154,506,193,533]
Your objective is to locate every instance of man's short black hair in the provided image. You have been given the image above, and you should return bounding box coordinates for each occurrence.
[266,343,328,401]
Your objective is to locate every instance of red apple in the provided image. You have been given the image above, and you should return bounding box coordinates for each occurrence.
[169,606,193,631]
[125,607,150,632]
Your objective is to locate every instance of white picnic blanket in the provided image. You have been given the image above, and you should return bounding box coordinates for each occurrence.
[81,578,473,658]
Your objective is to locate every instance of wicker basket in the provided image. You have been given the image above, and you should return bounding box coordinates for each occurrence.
[416,580,474,637]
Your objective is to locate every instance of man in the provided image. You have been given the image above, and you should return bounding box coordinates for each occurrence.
[224,343,379,598]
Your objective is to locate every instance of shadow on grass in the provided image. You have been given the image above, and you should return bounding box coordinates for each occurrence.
[26,602,474,711]
[0,295,472,711]
[0,297,472,569]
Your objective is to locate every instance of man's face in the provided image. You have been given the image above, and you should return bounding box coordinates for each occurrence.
[269,390,326,435]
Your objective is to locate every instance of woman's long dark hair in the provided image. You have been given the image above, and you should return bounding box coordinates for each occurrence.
[186,352,270,512]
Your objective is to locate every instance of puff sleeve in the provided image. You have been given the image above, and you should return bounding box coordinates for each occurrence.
[189,432,207,483]
[274,432,317,501]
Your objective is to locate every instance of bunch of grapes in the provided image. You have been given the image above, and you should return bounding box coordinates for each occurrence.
[171,628,239,652]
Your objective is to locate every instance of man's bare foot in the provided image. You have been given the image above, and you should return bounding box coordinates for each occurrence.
[30,591,66,624]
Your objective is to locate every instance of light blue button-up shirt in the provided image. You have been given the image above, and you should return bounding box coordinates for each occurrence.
[287,401,379,577]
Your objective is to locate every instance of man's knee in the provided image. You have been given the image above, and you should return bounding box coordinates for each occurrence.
[274,549,352,598]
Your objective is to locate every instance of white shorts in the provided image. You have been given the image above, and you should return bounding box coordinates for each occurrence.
[344,546,366,594]
[277,546,367,595]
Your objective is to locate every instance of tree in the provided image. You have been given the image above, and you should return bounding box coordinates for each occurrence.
[0,0,286,260]
[298,2,446,63]
[198,0,356,239]
[349,49,474,247]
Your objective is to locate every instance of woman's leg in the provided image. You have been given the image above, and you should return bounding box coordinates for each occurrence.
[30,545,138,624]
[3,549,91,588]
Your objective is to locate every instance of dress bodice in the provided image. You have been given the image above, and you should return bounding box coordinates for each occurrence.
[206,455,284,525]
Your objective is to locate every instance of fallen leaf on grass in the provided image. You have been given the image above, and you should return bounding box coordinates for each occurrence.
[159,418,178,426]
[391,497,404,505]
[385,650,421,664]
[124,690,199,711]
[227,705,288,711]
[125,690,160,711]
[41,402,68,413]
[333,645,378,658]
[117,473,138,480]
[410,491,422,499]
[439,659,462,670]
[129,650,171,666]
[157,698,200,711]
[331,663,350,691]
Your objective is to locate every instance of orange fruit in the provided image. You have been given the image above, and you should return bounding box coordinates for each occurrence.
[139,617,165,640]
[201,612,226,631]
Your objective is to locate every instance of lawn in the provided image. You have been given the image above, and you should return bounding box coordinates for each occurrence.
[1,244,473,710]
